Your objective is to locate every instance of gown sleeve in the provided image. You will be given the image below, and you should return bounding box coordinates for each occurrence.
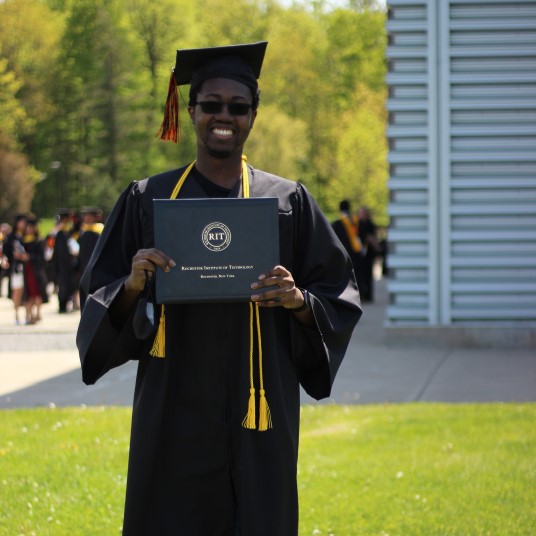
[289,183,362,400]
[76,182,150,385]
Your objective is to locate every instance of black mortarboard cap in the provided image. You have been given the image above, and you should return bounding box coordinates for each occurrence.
[80,206,102,215]
[173,41,267,88]
[56,208,72,220]
[158,42,268,143]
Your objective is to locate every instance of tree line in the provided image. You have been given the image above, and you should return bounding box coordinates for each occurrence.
[0,0,387,225]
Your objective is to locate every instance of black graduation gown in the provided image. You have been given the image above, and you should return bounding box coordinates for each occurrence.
[78,229,101,276]
[23,238,49,303]
[358,218,378,302]
[52,231,77,310]
[77,165,361,536]
[332,218,366,300]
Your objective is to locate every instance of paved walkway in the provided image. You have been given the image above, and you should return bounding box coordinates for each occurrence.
[1,279,535,408]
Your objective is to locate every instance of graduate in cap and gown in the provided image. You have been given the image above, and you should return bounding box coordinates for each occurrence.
[332,199,366,298]
[49,209,78,313]
[77,41,361,535]
[77,206,104,281]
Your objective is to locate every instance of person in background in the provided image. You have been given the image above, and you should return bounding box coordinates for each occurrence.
[77,41,361,535]
[0,222,13,297]
[77,206,104,279]
[49,209,78,313]
[358,205,379,302]
[3,214,29,324]
[332,199,366,299]
[377,226,389,278]
[22,216,49,324]
[69,212,83,311]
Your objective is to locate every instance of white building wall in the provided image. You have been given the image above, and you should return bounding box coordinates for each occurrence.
[385,0,536,341]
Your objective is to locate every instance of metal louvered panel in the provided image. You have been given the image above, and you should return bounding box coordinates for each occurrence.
[448,0,536,325]
[386,0,436,324]
[386,0,536,333]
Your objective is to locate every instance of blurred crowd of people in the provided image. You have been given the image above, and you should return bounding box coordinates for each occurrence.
[332,200,387,303]
[1,199,384,323]
[0,208,104,325]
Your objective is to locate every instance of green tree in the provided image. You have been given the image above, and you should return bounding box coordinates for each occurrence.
[0,58,29,147]
[319,6,387,217]
[262,7,335,203]
[36,0,152,212]
[0,0,62,131]
[324,7,387,104]
[126,0,188,102]
[1,0,389,221]
[0,58,38,221]
[0,0,62,219]
[125,0,198,177]
[329,85,388,225]
[0,141,38,223]
[192,0,271,47]
[246,103,309,179]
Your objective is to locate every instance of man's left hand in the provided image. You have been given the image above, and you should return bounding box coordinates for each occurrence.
[250,265,305,310]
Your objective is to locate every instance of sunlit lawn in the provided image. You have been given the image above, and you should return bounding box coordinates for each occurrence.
[299,404,535,536]
[1,403,534,535]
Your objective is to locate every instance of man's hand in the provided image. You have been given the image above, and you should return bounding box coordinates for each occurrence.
[250,265,305,310]
[110,249,175,327]
[124,248,176,293]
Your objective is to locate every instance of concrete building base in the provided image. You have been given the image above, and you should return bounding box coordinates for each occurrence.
[384,326,536,349]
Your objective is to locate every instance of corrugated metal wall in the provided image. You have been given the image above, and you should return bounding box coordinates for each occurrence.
[386,0,536,329]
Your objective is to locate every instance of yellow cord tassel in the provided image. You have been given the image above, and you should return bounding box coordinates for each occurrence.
[256,303,272,431]
[242,302,273,431]
[242,388,256,429]
[258,389,272,431]
[149,305,166,358]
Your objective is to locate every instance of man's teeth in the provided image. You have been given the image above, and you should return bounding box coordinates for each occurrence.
[213,128,233,136]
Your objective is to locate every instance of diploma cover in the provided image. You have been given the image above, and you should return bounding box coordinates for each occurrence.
[154,198,279,303]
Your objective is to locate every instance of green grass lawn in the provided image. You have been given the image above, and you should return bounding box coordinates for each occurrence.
[1,403,534,535]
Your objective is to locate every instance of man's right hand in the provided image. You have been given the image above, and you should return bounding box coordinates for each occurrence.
[110,249,175,327]
[124,248,176,292]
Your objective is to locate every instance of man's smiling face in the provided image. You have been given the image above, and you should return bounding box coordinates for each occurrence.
[189,77,257,160]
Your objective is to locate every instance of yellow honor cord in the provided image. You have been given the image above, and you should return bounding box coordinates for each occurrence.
[242,302,257,430]
[150,157,272,430]
[340,213,362,253]
[149,162,195,359]
[256,303,272,431]
[149,305,166,358]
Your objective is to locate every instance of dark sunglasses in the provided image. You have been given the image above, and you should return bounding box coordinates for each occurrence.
[195,101,253,116]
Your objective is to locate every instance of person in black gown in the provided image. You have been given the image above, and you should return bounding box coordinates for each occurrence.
[332,199,367,298]
[358,205,379,302]
[77,206,104,301]
[77,41,361,536]
[49,210,78,312]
